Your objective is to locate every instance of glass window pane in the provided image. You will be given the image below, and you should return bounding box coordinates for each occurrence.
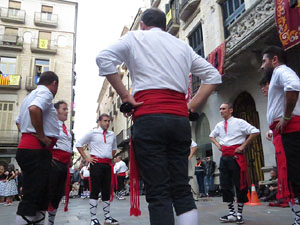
[9,104,13,111]
[3,104,7,111]
[8,64,16,74]
[35,59,49,65]
[228,0,234,15]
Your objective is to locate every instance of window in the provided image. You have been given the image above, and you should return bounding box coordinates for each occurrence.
[34,59,49,84]
[8,0,21,16]
[0,57,16,75]
[189,24,204,95]
[166,0,179,27]
[41,5,53,20]
[38,31,51,49]
[3,27,18,43]
[0,101,14,131]
[221,0,245,38]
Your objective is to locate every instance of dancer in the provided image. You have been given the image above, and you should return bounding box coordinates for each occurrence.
[15,71,59,225]
[76,113,119,225]
[113,156,128,200]
[47,101,72,225]
[96,8,221,225]
[261,46,300,225]
[210,103,260,224]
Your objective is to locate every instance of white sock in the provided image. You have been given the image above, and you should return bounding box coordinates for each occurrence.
[102,200,111,219]
[89,199,98,220]
[16,215,35,225]
[290,198,300,225]
[48,209,57,225]
[177,209,198,225]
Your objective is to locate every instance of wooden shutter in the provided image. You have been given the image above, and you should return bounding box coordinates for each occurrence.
[9,1,21,9]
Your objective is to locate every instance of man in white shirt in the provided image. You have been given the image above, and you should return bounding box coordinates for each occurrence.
[261,46,300,225]
[96,8,221,225]
[113,156,128,200]
[76,113,118,225]
[47,101,72,225]
[80,163,90,198]
[210,103,260,224]
[15,71,59,225]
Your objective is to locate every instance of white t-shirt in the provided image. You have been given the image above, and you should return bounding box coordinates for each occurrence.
[114,160,128,174]
[80,166,90,178]
[267,65,300,125]
[209,117,260,146]
[96,27,222,96]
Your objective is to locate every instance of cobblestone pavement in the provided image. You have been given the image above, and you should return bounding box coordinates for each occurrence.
[0,196,293,225]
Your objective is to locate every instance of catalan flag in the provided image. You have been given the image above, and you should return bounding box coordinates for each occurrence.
[0,73,10,85]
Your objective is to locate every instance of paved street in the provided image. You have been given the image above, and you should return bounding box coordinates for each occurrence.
[0,196,293,225]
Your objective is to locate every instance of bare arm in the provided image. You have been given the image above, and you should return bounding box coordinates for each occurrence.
[188,84,217,112]
[188,146,198,160]
[276,91,299,133]
[29,105,51,147]
[76,147,96,165]
[112,150,117,158]
[209,137,222,151]
[235,133,259,153]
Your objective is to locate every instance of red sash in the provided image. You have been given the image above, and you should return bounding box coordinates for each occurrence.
[18,133,57,150]
[117,172,126,177]
[130,89,188,216]
[91,155,115,201]
[221,145,248,190]
[270,116,300,201]
[51,149,71,212]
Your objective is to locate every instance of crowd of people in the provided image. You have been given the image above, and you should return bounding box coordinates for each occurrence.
[3,7,299,225]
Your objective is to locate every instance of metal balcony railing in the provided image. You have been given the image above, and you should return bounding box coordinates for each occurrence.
[25,76,37,91]
[34,12,58,27]
[0,34,23,50]
[0,130,20,144]
[30,38,57,54]
[0,7,25,23]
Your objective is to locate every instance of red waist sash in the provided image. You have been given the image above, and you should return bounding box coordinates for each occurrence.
[130,89,188,216]
[91,155,115,201]
[117,172,126,177]
[221,145,248,190]
[52,149,71,164]
[18,133,57,150]
[269,116,300,201]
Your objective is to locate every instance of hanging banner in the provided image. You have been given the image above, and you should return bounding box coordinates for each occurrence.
[9,75,20,85]
[0,74,20,86]
[39,38,49,49]
[0,73,10,85]
[208,42,225,75]
[276,0,300,50]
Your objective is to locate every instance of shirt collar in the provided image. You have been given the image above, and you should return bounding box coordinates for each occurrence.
[95,127,110,134]
[225,116,234,122]
[149,27,163,32]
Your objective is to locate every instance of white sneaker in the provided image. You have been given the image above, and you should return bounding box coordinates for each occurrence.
[219,214,237,222]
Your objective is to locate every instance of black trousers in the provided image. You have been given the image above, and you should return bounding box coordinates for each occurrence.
[132,114,196,225]
[16,148,52,216]
[281,131,300,197]
[219,156,248,203]
[48,160,68,209]
[117,175,125,192]
[90,163,111,201]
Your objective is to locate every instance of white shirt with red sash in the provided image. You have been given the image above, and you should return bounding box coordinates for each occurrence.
[53,120,72,154]
[114,161,128,175]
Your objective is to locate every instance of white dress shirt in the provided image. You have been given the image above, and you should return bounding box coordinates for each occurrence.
[75,127,117,159]
[114,160,128,174]
[16,85,59,138]
[53,120,72,153]
[96,27,222,95]
[190,140,197,148]
[209,117,260,146]
[267,65,300,125]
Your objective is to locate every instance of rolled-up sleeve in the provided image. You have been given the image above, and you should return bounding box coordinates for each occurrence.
[240,120,260,135]
[280,69,300,92]
[96,34,131,76]
[190,50,222,85]
[29,89,53,111]
[75,130,93,148]
[209,126,219,138]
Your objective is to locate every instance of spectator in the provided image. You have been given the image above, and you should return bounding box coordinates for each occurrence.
[80,163,90,198]
[3,164,18,206]
[0,164,6,204]
[259,169,278,202]
[194,157,206,198]
[204,157,216,197]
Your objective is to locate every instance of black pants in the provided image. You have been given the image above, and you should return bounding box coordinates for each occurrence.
[16,148,52,216]
[117,175,125,192]
[48,160,68,209]
[281,131,300,197]
[219,156,248,203]
[90,163,111,201]
[132,114,196,225]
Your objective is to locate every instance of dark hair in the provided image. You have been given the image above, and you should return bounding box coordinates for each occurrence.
[223,102,233,109]
[141,8,166,31]
[38,71,59,86]
[54,100,67,110]
[262,46,286,64]
[259,70,273,87]
[196,157,201,160]
[97,113,110,122]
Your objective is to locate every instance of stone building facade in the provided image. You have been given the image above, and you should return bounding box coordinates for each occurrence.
[0,0,78,165]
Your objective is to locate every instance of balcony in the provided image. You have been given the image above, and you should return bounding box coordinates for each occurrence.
[225,0,275,59]
[34,12,58,27]
[166,10,180,35]
[116,127,131,147]
[0,7,25,24]
[179,0,200,22]
[25,76,37,91]
[0,130,20,145]
[0,74,21,89]
[151,0,161,7]
[30,38,57,54]
[0,34,23,51]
